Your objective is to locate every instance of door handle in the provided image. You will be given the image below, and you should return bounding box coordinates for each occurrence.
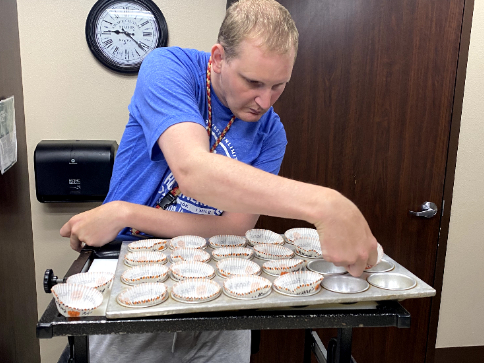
[409,202,438,218]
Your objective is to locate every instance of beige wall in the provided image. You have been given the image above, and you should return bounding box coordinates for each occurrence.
[15,0,484,361]
[435,0,484,349]
[16,1,227,361]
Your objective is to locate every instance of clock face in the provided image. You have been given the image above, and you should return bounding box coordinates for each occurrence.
[86,0,168,73]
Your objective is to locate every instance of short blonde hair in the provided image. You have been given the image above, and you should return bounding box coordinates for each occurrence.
[218,0,299,61]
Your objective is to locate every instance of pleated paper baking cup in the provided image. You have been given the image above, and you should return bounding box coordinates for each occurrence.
[171,278,221,303]
[170,261,215,281]
[245,229,284,246]
[284,228,319,245]
[66,271,114,294]
[212,247,254,261]
[293,238,323,258]
[170,248,211,263]
[262,259,306,276]
[208,235,247,248]
[116,282,168,308]
[121,264,169,285]
[253,244,295,260]
[169,235,207,250]
[127,238,168,252]
[223,275,272,300]
[51,283,103,318]
[216,258,261,278]
[365,243,385,269]
[273,271,324,296]
[124,251,167,267]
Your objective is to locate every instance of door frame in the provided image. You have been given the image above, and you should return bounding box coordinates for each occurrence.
[426,0,475,362]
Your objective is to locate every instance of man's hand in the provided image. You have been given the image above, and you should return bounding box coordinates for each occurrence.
[60,201,127,252]
[312,189,379,277]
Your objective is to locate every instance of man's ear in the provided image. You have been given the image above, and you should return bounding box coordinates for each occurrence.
[210,44,225,74]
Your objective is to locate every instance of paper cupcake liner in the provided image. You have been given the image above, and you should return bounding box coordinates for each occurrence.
[170,261,215,281]
[208,235,247,248]
[212,247,254,261]
[66,271,114,294]
[121,264,169,285]
[223,275,272,300]
[116,282,168,308]
[51,283,103,317]
[273,271,324,296]
[169,235,207,250]
[262,259,306,276]
[253,244,295,260]
[216,258,261,278]
[171,279,221,303]
[124,251,167,267]
[128,239,168,252]
[245,229,284,246]
[293,238,323,258]
[170,248,211,263]
[284,228,319,245]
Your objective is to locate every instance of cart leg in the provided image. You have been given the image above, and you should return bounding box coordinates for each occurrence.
[327,328,354,363]
[68,336,89,363]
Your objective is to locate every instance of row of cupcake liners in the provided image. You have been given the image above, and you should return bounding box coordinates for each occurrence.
[51,229,423,318]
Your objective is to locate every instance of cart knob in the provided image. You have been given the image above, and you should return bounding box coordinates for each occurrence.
[43,269,65,293]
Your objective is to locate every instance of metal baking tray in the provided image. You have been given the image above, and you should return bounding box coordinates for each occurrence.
[105,241,435,319]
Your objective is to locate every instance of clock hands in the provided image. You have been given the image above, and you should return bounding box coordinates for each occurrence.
[104,28,146,52]
[120,27,146,52]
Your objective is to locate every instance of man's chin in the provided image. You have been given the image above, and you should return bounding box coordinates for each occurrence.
[236,111,264,123]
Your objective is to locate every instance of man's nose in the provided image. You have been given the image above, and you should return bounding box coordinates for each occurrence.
[255,89,272,110]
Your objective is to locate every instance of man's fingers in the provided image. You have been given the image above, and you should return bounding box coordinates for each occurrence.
[70,234,83,252]
[60,221,71,237]
[346,258,367,277]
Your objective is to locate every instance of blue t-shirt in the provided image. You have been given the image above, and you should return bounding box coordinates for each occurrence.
[104,47,287,238]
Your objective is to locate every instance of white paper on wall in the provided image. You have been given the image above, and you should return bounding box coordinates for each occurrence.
[0,96,17,174]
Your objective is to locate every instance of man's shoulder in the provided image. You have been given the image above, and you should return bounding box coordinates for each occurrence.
[142,47,210,72]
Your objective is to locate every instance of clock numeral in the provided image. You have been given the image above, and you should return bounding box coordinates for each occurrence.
[143,32,152,37]
[135,49,141,57]
[139,20,149,28]
[102,39,113,48]
[125,49,129,60]
[139,42,150,51]
[103,20,113,25]
[113,12,120,19]
[113,46,119,55]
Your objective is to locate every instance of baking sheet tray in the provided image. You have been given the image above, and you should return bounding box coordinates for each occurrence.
[105,240,435,319]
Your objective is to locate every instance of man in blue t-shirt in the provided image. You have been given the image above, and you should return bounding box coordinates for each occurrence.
[61,1,379,361]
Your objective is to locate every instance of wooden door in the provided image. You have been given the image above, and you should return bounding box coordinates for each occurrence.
[252,0,466,362]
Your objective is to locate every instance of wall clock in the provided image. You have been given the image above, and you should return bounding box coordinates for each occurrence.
[85,0,168,73]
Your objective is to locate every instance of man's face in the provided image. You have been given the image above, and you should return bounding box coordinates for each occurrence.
[216,39,295,122]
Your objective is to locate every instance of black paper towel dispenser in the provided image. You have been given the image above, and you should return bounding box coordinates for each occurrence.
[34,140,118,203]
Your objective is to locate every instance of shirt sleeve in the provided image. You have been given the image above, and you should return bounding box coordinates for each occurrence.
[251,112,288,176]
[129,48,207,161]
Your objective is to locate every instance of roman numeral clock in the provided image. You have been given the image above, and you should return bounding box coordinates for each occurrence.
[86,0,168,73]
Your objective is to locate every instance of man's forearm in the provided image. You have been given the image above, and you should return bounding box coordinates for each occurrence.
[177,151,335,226]
[123,203,259,239]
